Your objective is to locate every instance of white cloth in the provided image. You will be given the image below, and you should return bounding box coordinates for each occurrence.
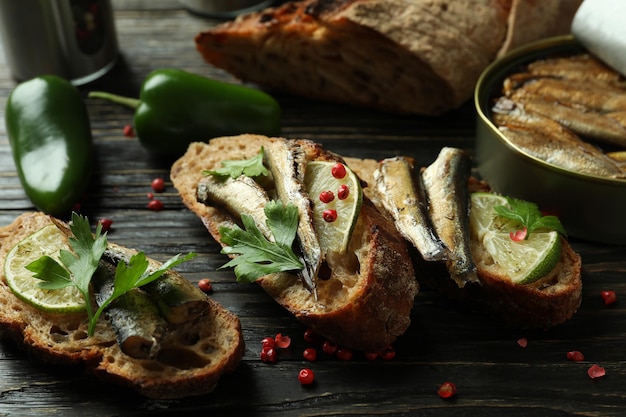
[572,0,626,76]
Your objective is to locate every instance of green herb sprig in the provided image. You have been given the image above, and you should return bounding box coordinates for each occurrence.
[204,147,268,179]
[218,200,303,283]
[495,197,567,237]
[26,212,196,335]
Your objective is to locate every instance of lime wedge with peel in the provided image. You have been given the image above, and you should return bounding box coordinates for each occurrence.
[469,192,562,285]
[4,224,86,313]
[304,161,363,255]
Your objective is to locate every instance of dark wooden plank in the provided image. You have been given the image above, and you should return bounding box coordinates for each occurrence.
[1,1,626,416]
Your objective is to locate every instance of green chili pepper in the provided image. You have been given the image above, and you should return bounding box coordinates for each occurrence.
[5,75,93,217]
[88,68,281,157]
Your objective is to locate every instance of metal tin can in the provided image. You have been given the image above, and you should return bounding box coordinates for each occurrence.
[0,0,118,85]
[474,35,626,245]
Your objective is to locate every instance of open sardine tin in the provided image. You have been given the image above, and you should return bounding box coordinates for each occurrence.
[474,35,626,245]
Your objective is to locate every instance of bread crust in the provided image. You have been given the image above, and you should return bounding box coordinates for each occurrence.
[0,212,244,399]
[195,0,581,115]
[170,135,419,352]
[468,237,582,328]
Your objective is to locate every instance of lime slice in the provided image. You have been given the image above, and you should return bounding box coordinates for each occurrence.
[304,161,363,254]
[469,192,562,284]
[469,193,515,241]
[4,224,86,313]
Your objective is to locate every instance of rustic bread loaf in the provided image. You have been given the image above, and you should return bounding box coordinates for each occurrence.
[352,159,583,329]
[195,0,582,116]
[0,212,244,399]
[170,135,419,353]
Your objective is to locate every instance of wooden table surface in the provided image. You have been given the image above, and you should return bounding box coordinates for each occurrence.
[1,1,626,416]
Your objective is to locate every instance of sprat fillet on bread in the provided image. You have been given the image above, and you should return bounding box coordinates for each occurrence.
[171,135,582,344]
[0,212,244,399]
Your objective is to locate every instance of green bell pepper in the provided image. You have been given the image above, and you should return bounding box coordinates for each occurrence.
[5,75,94,217]
[89,68,282,157]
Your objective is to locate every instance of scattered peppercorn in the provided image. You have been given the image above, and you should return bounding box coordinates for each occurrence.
[198,278,213,293]
[275,333,291,349]
[151,177,165,192]
[123,124,135,137]
[322,340,338,356]
[323,209,338,222]
[588,364,606,379]
[319,190,334,203]
[437,382,457,399]
[510,227,528,242]
[566,351,585,362]
[364,352,379,361]
[262,337,275,349]
[379,345,396,361]
[147,192,154,199]
[336,347,353,361]
[298,368,315,385]
[303,328,319,344]
[260,346,278,363]
[98,218,113,232]
[303,348,317,362]
[147,199,164,211]
[337,184,350,200]
[331,163,347,179]
[517,338,528,348]
[601,290,617,305]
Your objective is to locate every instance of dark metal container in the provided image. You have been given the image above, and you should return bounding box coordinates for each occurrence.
[474,35,626,245]
[0,0,118,85]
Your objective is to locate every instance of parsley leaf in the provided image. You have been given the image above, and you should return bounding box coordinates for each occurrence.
[26,212,195,336]
[218,200,303,283]
[494,197,567,237]
[203,147,269,179]
[27,256,75,290]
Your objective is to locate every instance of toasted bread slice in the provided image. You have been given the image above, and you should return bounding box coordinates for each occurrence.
[195,0,580,116]
[0,212,244,399]
[170,135,418,353]
[350,159,583,329]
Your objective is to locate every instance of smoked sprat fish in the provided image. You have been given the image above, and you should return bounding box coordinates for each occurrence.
[197,174,273,240]
[92,262,167,359]
[493,53,626,178]
[504,76,626,114]
[422,147,479,287]
[493,98,625,178]
[103,246,210,325]
[525,53,626,88]
[508,89,626,148]
[374,156,447,261]
[263,140,321,299]
[503,74,626,148]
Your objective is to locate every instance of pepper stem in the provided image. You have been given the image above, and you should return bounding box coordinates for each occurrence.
[88,91,141,109]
